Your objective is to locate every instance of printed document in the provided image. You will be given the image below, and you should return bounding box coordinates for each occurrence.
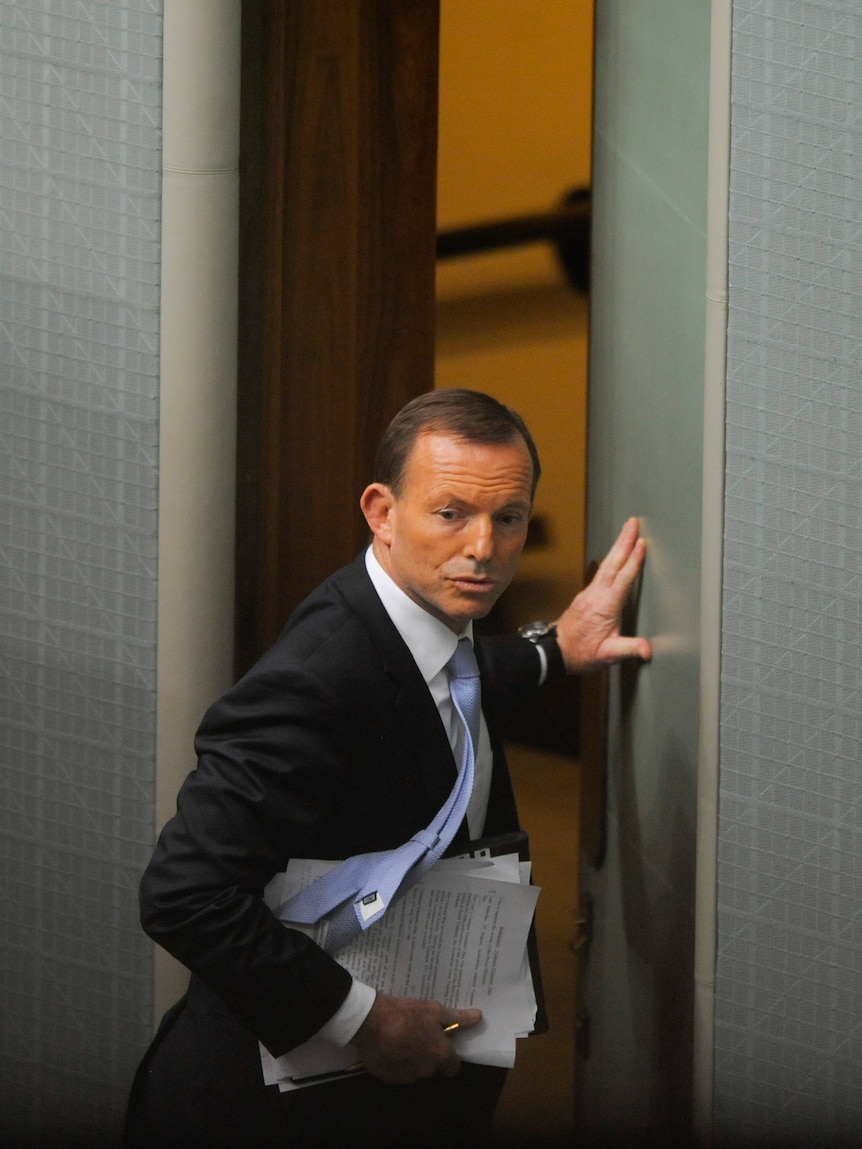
[260,853,540,1089]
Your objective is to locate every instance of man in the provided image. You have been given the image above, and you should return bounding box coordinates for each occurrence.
[124,389,650,1148]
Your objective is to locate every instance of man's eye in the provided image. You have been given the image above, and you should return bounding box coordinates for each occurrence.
[438,509,459,521]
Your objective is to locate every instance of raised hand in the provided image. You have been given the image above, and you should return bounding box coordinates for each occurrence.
[555,517,652,674]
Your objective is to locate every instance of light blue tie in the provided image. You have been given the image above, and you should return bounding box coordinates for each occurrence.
[274,637,481,952]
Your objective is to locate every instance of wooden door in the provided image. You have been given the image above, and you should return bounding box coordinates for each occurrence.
[235,0,440,676]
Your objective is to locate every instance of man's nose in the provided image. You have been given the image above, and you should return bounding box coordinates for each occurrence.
[465,516,494,562]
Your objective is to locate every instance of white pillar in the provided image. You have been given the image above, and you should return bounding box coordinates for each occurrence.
[155,0,242,1023]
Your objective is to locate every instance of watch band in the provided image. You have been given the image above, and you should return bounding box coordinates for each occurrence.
[518,620,565,680]
[535,633,565,679]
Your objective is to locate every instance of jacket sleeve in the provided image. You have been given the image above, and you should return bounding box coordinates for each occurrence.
[139,653,354,1057]
[476,633,546,697]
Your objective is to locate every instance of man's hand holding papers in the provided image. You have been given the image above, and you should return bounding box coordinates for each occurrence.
[351,994,481,1084]
[261,848,541,1090]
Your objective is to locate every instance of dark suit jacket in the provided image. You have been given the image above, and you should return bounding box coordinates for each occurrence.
[139,553,544,1058]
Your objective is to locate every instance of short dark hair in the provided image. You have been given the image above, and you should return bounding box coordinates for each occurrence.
[373,389,541,499]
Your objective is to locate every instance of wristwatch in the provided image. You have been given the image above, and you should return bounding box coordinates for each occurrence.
[518,620,557,643]
[517,620,564,679]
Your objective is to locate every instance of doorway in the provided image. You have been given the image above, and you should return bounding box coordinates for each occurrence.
[436,3,595,1143]
[235,4,596,1141]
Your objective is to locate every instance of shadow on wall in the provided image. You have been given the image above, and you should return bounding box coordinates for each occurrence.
[615,650,696,1142]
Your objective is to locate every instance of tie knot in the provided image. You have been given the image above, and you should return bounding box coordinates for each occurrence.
[449,637,480,681]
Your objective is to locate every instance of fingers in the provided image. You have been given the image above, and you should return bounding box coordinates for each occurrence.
[437,1025,461,1078]
[583,521,643,606]
[436,1006,482,1076]
[598,518,646,586]
[587,523,646,622]
[353,995,481,1085]
[446,1006,482,1031]
[602,634,653,664]
[555,518,650,673]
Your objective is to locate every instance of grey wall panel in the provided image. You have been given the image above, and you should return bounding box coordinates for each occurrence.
[579,2,711,1141]
[0,3,163,1143]
[716,3,862,1144]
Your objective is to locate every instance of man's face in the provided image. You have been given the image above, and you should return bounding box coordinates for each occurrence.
[361,431,534,633]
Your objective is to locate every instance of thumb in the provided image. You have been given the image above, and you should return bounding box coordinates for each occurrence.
[449,1007,482,1031]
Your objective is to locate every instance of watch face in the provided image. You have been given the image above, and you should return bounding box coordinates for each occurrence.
[520,620,555,641]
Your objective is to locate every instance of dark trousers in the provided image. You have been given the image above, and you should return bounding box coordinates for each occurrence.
[123,982,507,1149]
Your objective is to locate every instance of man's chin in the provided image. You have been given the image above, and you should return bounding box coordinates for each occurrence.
[412,586,505,631]
[447,594,500,625]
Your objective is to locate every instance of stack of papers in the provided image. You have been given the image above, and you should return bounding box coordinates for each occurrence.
[260,850,541,1090]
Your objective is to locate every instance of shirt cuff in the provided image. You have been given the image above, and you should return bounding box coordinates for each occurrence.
[316,979,377,1046]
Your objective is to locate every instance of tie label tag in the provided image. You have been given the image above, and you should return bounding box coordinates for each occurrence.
[359,892,385,921]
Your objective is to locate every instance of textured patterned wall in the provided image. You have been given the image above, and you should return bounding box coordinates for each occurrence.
[0,3,162,1143]
[717,2,862,1144]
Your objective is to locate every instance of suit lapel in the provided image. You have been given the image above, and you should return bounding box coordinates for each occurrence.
[331,555,518,842]
[333,556,459,817]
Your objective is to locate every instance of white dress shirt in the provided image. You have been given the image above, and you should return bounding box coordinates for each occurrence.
[363,546,494,838]
[317,547,495,1046]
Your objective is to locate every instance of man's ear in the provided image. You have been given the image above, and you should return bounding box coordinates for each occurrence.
[360,483,395,544]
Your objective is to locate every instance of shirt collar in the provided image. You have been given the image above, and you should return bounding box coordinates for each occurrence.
[365,546,473,684]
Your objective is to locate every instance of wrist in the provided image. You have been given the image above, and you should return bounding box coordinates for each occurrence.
[317,980,377,1046]
[518,620,565,680]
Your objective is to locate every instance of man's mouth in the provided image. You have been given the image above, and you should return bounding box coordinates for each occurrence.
[449,574,496,593]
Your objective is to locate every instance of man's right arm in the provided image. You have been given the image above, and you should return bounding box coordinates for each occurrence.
[140,646,482,1076]
[139,658,356,1056]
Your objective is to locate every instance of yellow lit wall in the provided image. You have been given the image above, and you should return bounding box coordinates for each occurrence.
[436,0,594,612]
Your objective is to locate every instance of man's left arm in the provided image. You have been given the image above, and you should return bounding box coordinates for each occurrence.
[482,517,651,693]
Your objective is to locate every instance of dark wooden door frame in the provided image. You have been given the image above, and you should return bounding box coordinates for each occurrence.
[236,0,440,677]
